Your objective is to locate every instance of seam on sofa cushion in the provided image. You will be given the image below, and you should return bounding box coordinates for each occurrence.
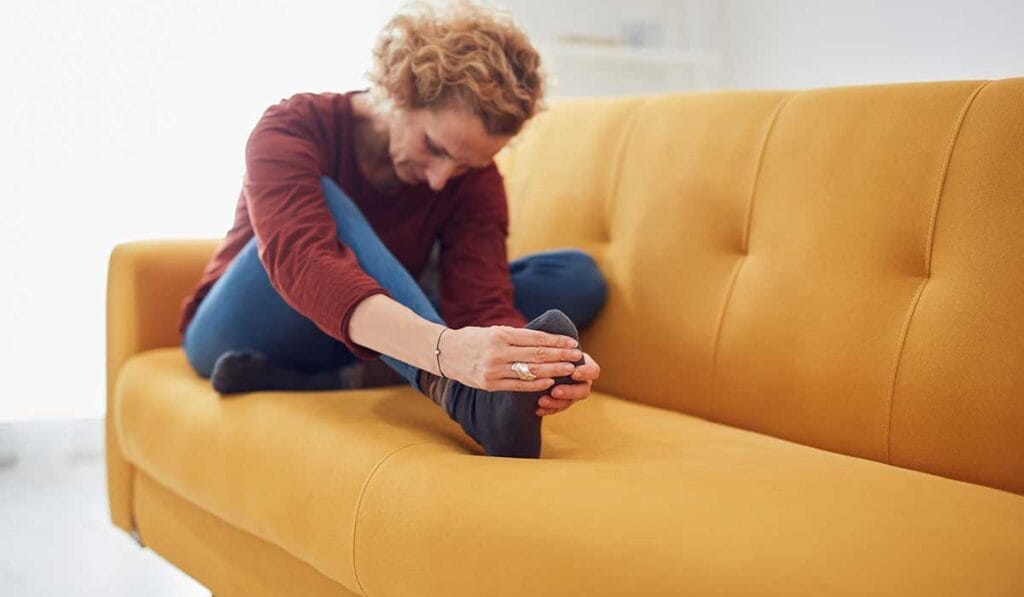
[351,441,437,597]
[708,92,796,419]
[604,99,651,242]
[884,79,994,464]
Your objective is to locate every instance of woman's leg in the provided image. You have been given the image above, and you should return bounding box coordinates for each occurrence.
[182,234,359,379]
[509,248,607,330]
[316,177,446,392]
[183,176,447,392]
[185,174,607,398]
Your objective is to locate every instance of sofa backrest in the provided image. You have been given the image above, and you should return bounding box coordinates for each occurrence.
[495,78,1024,495]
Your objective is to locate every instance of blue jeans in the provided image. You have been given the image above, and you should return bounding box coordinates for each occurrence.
[182,176,607,393]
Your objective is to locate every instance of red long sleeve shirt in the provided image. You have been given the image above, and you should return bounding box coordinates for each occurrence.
[177,90,527,360]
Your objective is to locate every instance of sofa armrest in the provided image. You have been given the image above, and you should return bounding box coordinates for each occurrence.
[105,238,218,533]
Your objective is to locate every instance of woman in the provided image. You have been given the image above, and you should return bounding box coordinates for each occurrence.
[179,2,606,458]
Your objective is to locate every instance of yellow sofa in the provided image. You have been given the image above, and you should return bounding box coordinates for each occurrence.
[106,78,1024,596]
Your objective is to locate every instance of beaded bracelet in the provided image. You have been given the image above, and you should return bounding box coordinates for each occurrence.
[434,327,449,379]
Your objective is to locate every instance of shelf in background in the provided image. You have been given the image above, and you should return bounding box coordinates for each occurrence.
[537,40,723,68]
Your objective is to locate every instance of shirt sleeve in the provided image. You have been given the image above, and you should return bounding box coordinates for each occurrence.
[243,93,390,360]
[438,165,528,329]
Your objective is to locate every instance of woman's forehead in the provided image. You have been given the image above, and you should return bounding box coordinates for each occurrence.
[422,107,509,167]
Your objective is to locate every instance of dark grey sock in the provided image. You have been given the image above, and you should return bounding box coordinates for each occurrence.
[418,309,587,458]
[209,350,352,395]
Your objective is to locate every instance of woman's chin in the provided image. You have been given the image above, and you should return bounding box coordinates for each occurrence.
[372,171,404,195]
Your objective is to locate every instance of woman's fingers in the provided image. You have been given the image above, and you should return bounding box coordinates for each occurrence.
[550,381,590,401]
[505,345,583,365]
[488,377,556,393]
[538,395,573,410]
[502,327,578,349]
[497,361,576,380]
[536,393,575,416]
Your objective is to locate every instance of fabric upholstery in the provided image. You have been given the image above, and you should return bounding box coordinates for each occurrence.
[115,349,1024,596]
[133,469,361,597]
[106,77,1024,595]
[496,78,1024,494]
[106,239,220,533]
[115,348,467,592]
[354,394,1024,596]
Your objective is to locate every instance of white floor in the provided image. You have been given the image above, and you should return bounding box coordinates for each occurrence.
[0,417,207,596]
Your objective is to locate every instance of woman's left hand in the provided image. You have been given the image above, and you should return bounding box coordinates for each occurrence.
[535,351,601,416]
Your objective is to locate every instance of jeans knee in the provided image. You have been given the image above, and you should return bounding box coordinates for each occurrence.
[320,175,378,245]
[567,249,606,290]
[320,175,341,195]
[320,176,350,219]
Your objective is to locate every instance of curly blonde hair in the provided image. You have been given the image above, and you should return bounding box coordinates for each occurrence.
[368,1,545,136]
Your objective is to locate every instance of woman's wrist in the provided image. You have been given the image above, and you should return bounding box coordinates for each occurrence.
[433,325,451,379]
[348,294,448,374]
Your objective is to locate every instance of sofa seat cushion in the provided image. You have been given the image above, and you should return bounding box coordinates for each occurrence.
[116,349,1024,597]
[353,402,1024,596]
[113,347,479,594]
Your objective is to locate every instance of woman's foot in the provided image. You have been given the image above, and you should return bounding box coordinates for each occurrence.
[417,309,587,458]
[210,350,352,395]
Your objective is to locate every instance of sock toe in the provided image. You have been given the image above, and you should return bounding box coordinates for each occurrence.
[527,309,587,385]
[210,350,267,394]
[528,308,579,337]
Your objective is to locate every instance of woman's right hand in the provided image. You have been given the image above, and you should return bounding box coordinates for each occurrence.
[438,325,583,392]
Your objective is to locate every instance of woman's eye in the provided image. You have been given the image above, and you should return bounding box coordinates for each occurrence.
[425,136,443,156]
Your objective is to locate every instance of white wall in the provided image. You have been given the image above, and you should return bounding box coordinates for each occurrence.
[1,0,1020,420]
[500,0,727,95]
[0,1,401,420]
[723,0,1024,89]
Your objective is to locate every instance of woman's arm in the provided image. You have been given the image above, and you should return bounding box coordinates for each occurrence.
[349,293,582,392]
[348,294,446,375]
[243,93,392,360]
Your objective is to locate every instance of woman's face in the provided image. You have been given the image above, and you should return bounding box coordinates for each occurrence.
[387,105,511,191]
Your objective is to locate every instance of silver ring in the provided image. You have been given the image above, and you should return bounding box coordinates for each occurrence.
[510,361,536,381]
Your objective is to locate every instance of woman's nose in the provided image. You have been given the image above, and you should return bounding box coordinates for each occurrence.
[426,159,458,191]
